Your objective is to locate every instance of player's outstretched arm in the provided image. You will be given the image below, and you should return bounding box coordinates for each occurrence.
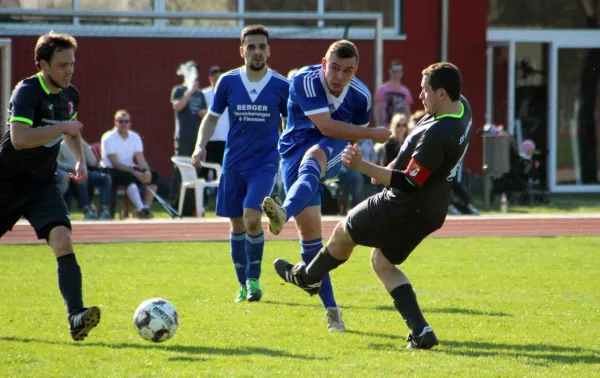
[10,120,82,150]
[308,112,391,143]
[191,113,219,166]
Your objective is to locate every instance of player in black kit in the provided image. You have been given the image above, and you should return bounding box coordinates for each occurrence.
[274,62,471,349]
[0,31,100,341]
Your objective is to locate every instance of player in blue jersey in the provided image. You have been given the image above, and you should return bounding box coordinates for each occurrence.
[262,40,391,331]
[192,25,289,303]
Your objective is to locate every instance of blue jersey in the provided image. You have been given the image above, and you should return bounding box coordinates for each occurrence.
[280,64,372,154]
[209,67,289,173]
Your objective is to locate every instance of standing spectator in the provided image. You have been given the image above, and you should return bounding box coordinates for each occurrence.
[201,65,229,179]
[169,60,208,208]
[58,139,113,220]
[373,60,413,129]
[101,109,159,219]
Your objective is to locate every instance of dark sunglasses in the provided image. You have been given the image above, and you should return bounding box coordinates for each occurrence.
[391,67,403,73]
[116,119,131,124]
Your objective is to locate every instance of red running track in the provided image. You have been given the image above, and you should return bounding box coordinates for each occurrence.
[1,214,599,244]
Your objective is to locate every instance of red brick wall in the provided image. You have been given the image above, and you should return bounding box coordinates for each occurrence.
[3,1,487,176]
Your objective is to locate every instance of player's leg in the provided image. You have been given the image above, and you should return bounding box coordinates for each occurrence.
[370,246,438,350]
[0,183,27,239]
[242,169,278,302]
[25,183,100,341]
[216,171,249,302]
[263,145,327,235]
[293,205,345,331]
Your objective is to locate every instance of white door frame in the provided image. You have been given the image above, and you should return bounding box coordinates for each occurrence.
[487,28,600,193]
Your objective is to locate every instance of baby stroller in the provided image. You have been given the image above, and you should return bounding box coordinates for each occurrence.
[491,138,550,205]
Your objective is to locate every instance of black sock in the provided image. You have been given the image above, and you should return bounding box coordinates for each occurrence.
[57,254,84,315]
[304,247,347,284]
[390,284,428,335]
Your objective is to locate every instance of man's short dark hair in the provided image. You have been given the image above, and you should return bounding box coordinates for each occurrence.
[209,65,226,76]
[240,25,269,45]
[422,62,462,102]
[35,31,77,70]
[326,40,359,65]
[390,60,403,68]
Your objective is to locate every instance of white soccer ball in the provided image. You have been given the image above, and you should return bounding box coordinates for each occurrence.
[133,298,179,343]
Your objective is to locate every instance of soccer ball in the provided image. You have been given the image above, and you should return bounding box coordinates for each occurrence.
[133,298,179,343]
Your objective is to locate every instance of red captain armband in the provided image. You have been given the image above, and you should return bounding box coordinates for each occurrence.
[404,158,432,186]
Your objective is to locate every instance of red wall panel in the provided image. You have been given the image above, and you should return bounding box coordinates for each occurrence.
[2,1,487,176]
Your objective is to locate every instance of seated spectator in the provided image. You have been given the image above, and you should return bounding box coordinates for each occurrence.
[100,109,159,219]
[57,168,71,198]
[58,138,113,220]
[408,109,427,133]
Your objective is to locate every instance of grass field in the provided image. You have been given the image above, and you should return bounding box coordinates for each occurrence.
[1,238,599,377]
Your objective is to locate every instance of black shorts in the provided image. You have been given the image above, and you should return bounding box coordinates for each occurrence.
[108,168,159,187]
[345,191,447,265]
[0,181,72,240]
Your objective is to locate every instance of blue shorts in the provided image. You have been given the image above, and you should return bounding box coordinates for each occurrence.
[280,129,349,208]
[216,167,278,218]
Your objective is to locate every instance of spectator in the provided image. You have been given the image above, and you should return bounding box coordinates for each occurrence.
[169,60,208,207]
[201,65,229,179]
[380,113,409,167]
[373,60,413,129]
[101,109,159,219]
[58,139,113,220]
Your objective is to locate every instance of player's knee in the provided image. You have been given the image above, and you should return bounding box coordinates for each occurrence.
[243,214,262,234]
[328,221,355,259]
[370,248,394,274]
[230,217,246,233]
[303,146,327,176]
[48,226,74,257]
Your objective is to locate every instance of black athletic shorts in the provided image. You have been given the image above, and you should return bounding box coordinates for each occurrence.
[345,190,448,265]
[0,180,72,240]
[108,168,159,187]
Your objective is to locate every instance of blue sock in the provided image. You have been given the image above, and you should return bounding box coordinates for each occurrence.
[283,158,321,220]
[245,232,264,280]
[300,238,337,309]
[230,232,247,286]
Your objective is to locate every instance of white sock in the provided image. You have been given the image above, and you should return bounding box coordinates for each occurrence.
[126,184,145,211]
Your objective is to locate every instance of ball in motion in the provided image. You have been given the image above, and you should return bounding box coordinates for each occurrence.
[133,298,179,342]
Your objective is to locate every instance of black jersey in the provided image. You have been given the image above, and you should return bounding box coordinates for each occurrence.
[387,96,472,204]
[0,73,80,183]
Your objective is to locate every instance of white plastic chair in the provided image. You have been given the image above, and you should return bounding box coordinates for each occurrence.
[171,156,222,217]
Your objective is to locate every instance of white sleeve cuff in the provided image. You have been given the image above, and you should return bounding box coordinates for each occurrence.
[303,107,330,116]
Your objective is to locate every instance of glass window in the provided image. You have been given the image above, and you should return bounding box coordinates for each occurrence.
[166,0,238,27]
[325,0,394,28]
[489,0,594,29]
[78,0,154,26]
[243,0,318,27]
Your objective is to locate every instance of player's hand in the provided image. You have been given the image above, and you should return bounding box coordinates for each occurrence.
[371,126,392,144]
[70,161,88,184]
[191,148,206,167]
[61,121,83,137]
[342,144,363,170]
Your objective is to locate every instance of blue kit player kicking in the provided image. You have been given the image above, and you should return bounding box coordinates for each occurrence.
[262,40,391,331]
[192,25,289,303]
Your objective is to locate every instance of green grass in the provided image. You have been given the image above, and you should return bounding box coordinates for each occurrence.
[1,238,599,377]
[65,192,600,221]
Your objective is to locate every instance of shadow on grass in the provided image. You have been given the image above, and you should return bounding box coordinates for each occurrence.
[368,339,600,365]
[262,301,512,318]
[0,336,326,361]
[373,306,512,317]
